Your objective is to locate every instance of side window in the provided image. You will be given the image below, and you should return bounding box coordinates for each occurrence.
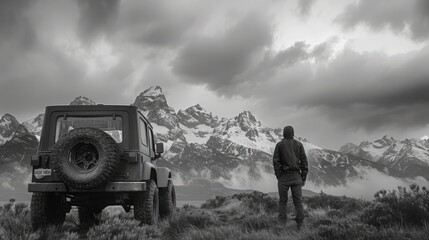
[148,128,154,156]
[140,119,148,146]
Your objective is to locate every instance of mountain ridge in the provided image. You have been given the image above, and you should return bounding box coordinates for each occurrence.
[1,86,427,197]
[339,136,429,180]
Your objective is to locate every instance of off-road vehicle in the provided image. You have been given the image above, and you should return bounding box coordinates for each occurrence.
[28,105,176,229]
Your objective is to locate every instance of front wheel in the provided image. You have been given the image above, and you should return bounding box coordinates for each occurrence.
[159,180,176,218]
[133,180,159,225]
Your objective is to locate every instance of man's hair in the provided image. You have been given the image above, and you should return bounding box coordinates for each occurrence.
[283,125,294,139]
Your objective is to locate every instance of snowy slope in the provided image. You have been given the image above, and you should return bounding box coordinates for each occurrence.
[0,114,29,145]
[339,136,429,179]
[22,114,44,140]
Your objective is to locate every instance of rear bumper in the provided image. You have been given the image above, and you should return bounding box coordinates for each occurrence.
[28,182,147,193]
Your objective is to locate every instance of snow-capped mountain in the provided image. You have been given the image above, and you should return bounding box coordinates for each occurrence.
[132,86,394,188]
[0,113,38,192]
[133,86,180,130]
[0,114,29,146]
[70,96,96,106]
[5,86,427,195]
[22,113,44,140]
[339,135,429,180]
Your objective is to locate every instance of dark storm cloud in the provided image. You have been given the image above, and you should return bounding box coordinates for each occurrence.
[0,0,36,47]
[297,0,317,17]
[116,1,200,48]
[76,0,119,43]
[75,0,201,47]
[336,0,429,41]
[260,37,338,70]
[253,46,429,131]
[0,0,136,119]
[172,13,273,90]
[265,41,310,68]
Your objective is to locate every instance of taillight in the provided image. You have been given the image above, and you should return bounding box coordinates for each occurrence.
[125,152,138,162]
[31,155,41,167]
[31,155,50,168]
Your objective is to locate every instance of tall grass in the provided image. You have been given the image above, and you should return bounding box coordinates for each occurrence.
[1,185,429,240]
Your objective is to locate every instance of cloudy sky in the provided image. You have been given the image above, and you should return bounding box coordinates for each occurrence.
[1,0,429,149]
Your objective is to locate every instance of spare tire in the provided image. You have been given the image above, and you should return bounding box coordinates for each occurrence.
[52,127,120,189]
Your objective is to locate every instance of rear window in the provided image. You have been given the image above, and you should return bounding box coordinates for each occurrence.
[55,116,123,143]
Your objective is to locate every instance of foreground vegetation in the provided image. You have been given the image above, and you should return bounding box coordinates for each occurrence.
[1,184,429,240]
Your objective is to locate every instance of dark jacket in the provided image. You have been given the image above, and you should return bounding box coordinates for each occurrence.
[273,127,308,184]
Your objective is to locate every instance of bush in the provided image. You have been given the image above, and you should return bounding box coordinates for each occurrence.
[165,209,219,239]
[0,201,32,240]
[240,214,274,231]
[312,221,378,240]
[202,191,278,214]
[86,218,161,240]
[362,184,429,228]
[305,192,369,214]
[201,195,227,209]
[29,226,80,240]
[181,225,301,240]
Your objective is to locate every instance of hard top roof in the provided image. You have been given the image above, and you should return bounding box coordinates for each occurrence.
[46,104,137,111]
[44,105,152,127]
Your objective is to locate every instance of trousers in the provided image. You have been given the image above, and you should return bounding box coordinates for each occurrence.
[277,174,304,223]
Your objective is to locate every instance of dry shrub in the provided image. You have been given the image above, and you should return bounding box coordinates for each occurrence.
[165,209,218,239]
[86,218,161,240]
[362,184,429,228]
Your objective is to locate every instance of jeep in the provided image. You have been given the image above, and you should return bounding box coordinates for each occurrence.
[28,105,176,229]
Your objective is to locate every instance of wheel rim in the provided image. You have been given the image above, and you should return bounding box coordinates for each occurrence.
[69,143,99,171]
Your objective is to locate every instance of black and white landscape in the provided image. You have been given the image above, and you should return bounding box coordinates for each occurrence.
[1,86,428,200]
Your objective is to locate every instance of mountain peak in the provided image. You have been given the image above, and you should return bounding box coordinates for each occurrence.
[142,86,163,97]
[178,104,219,128]
[133,86,179,129]
[382,135,395,141]
[237,111,257,122]
[234,111,261,132]
[1,113,18,124]
[375,135,396,146]
[134,86,169,111]
[0,113,28,144]
[187,104,208,113]
[70,96,96,106]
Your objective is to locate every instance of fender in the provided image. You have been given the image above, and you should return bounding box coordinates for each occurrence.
[141,162,157,182]
[156,167,171,188]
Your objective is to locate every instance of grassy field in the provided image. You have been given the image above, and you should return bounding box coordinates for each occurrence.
[1,184,429,240]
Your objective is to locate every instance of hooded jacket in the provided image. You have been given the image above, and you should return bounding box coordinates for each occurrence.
[273,126,308,184]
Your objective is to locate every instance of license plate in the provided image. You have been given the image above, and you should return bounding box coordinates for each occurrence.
[34,168,52,179]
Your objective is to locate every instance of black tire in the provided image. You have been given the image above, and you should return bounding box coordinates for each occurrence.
[52,127,120,189]
[159,180,176,218]
[134,180,159,225]
[31,193,66,230]
[78,207,100,228]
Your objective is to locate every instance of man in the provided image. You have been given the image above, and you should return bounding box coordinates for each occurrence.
[273,125,308,229]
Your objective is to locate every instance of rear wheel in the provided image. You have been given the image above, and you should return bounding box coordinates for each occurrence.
[159,180,176,218]
[31,193,66,230]
[134,180,159,225]
[78,207,100,228]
